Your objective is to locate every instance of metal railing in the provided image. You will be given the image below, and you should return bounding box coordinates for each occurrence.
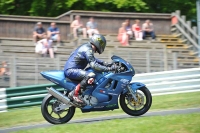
[171,10,200,54]
[132,67,200,95]
[0,67,200,112]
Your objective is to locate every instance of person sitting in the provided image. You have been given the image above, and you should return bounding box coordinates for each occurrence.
[86,17,99,38]
[125,19,133,39]
[118,22,129,46]
[35,36,54,58]
[132,19,143,41]
[65,34,117,104]
[47,22,61,45]
[33,22,46,45]
[70,15,87,38]
[142,20,156,40]
[0,61,10,76]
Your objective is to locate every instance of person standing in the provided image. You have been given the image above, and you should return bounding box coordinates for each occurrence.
[86,17,99,38]
[142,20,156,40]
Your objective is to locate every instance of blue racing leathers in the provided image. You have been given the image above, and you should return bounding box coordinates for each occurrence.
[64,42,110,81]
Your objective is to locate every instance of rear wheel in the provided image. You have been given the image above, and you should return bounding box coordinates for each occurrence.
[120,87,152,116]
[41,94,75,124]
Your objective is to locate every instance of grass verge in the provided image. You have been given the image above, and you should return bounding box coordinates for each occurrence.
[0,91,200,128]
[14,113,200,133]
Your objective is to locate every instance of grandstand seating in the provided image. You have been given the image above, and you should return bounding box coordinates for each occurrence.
[0,33,199,87]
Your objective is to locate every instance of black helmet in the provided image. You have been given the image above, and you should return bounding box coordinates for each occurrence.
[89,34,106,54]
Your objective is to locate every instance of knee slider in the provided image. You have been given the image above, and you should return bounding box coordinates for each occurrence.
[87,72,95,78]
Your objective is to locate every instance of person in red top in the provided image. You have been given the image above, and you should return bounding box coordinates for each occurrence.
[117,22,129,46]
[132,19,143,41]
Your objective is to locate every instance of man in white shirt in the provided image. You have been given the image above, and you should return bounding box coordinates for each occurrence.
[86,17,99,38]
[35,36,54,58]
[142,20,156,40]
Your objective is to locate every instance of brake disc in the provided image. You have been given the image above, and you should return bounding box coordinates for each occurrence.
[128,92,144,109]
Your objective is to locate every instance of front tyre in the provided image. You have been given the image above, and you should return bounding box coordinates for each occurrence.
[41,94,75,124]
[120,87,152,116]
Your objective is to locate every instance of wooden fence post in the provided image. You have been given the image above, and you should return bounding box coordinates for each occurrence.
[164,46,168,71]
[35,58,38,85]
[172,53,177,70]
[10,56,16,87]
[146,51,150,73]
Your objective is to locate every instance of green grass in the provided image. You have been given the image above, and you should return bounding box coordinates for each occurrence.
[0,91,200,128]
[14,113,200,133]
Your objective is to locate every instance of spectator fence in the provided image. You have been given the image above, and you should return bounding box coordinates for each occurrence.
[0,47,178,88]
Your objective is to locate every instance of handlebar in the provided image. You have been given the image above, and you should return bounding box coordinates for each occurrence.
[113,62,126,73]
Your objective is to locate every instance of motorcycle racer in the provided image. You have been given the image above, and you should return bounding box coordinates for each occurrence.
[64,34,117,104]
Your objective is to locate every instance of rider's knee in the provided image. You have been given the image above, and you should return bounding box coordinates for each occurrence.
[87,72,95,78]
[86,72,95,85]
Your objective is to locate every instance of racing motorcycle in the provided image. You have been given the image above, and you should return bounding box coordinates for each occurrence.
[40,55,152,124]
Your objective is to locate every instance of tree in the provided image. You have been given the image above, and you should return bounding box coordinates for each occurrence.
[0,0,197,24]
[143,0,196,23]
[0,0,33,15]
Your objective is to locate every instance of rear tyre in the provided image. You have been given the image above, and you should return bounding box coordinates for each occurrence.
[120,87,152,116]
[41,94,75,124]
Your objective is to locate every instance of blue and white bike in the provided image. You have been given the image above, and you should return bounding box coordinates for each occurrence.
[40,55,152,124]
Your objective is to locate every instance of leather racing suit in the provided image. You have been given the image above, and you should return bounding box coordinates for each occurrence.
[64,42,111,104]
[64,42,110,79]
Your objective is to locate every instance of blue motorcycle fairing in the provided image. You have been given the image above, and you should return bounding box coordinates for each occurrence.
[40,70,78,91]
[82,69,133,112]
[122,82,146,94]
[40,55,138,113]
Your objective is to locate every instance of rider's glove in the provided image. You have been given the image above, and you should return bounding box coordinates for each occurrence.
[108,64,118,71]
[103,61,113,67]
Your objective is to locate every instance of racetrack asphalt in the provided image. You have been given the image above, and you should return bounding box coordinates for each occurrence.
[0,108,200,133]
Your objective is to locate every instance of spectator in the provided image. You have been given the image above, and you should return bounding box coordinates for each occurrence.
[33,22,46,45]
[47,22,61,45]
[70,15,87,38]
[35,36,54,58]
[125,19,133,39]
[132,19,143,41]
[142,19,156,40]
[0,61,10,76]
[86,17,99,38]
[118,22,129,46]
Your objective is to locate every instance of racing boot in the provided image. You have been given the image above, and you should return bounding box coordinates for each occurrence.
[68,84,84,104]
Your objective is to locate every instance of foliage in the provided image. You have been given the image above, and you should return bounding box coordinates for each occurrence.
[143,0,197,21]
[0,0,197,21]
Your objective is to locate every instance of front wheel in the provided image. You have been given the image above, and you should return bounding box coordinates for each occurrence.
[120,87,152,116]
[41,94,75,124]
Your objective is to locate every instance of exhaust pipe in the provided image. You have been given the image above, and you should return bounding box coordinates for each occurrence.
[46,87,73,106]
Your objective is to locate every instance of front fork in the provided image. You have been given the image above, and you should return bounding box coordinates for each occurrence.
[127,85,138,102]
[125,82,146,101]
